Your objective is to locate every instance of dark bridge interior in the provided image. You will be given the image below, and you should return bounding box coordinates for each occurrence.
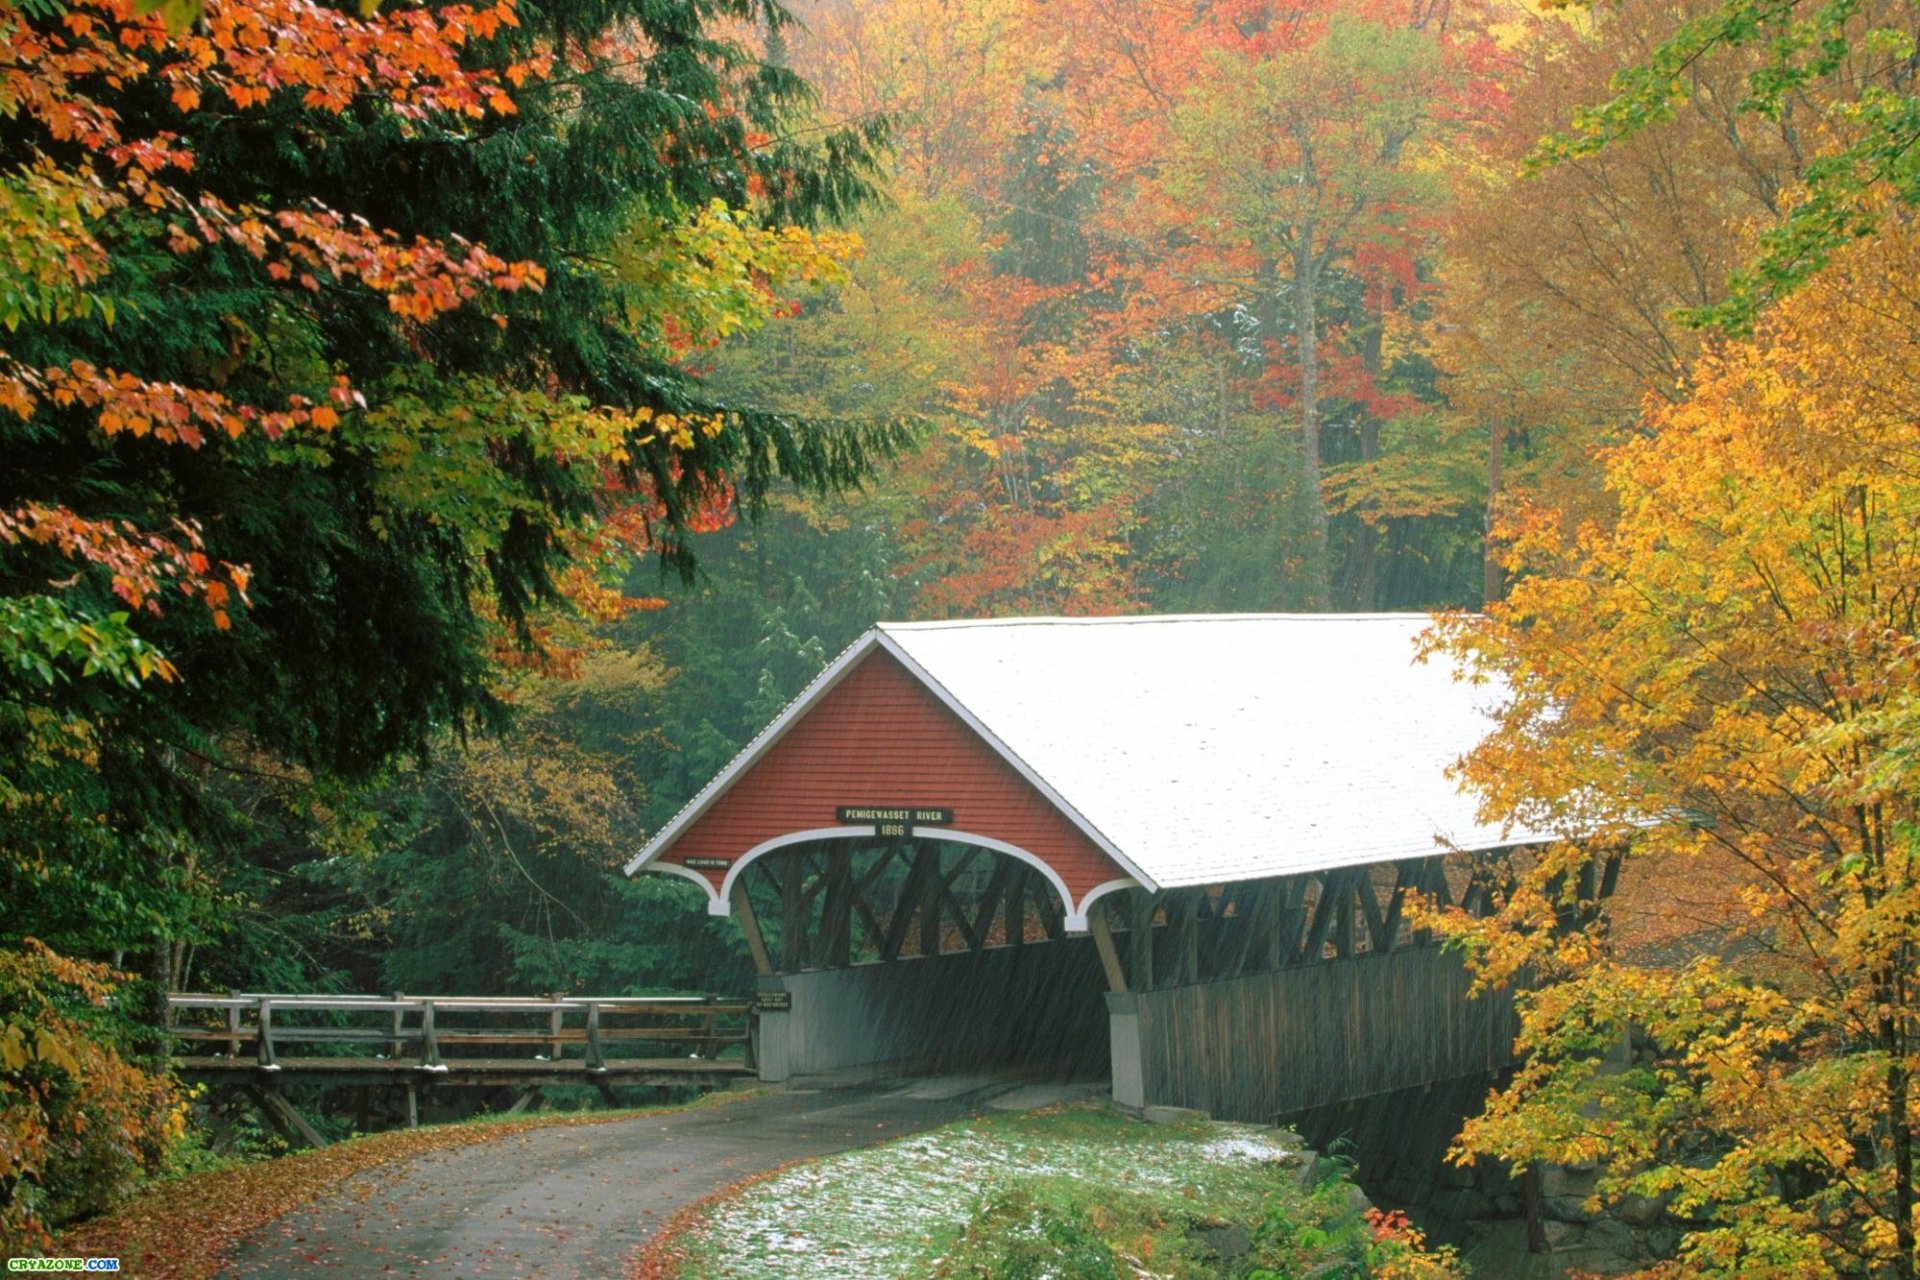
[739,838,1110,1079]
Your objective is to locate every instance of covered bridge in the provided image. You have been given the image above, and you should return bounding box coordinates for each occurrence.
[626,613,1579,1122]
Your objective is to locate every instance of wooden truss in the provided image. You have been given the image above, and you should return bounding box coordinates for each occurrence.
[734,838,1069,975]
[732,839,1620,989]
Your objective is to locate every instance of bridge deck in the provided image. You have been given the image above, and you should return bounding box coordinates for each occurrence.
[175,1055,752,1089]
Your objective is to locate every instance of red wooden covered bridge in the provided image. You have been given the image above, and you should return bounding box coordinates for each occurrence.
[627,613,1599,1122]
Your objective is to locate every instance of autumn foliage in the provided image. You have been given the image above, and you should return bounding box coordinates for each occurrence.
[0,943,183,1255]
[1,0,897,1242]
[1429,216,1920,1278]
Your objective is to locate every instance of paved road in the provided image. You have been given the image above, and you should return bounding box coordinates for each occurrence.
[222,1076,1092,1279]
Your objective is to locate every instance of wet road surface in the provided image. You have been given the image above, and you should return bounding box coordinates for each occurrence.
[221,1075,1091,1278]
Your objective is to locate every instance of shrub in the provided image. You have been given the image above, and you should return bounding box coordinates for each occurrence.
[0,942,183,1254]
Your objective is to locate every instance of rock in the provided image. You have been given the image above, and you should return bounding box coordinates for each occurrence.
[1492,1192,1521,1215]
[1442,1162,1480,1188]
[1292,1152,1334,1190]
[1541,1165,1599,1200]
[1427,1187,1495,1221]
[1545,1194,1600,1224]
[1189,1222,1252,1259]
[1543,1218,1584,1249]
[1141,1104,1208,1126]
[1346,1184,1375,1214]
[1617,1193,1664,1227]
[1645,1226,1684,1258]
[1583,1217,1642,1259]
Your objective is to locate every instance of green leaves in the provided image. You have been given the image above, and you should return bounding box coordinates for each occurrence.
[129,0,201,34]
[0,597,174,689]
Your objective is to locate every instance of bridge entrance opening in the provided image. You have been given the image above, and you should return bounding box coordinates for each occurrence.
[731,837,1111,1083]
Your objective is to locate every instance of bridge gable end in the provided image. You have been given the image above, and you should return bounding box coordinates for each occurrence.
[639,647,1130,919]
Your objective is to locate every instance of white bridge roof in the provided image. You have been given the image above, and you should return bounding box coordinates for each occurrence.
[877,614,1550,888]
[630,612,1555,891]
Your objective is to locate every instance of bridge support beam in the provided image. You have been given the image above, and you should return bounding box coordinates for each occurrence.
[244,1083,330,1150]
[1105,992,1145,1110]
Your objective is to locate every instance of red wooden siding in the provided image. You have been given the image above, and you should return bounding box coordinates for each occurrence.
[658,649,1128,907]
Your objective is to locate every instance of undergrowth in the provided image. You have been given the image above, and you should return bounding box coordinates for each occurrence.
[649,1103,1458,1279]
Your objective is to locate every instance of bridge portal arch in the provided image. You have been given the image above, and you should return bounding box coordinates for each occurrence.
[668,825,1104,933]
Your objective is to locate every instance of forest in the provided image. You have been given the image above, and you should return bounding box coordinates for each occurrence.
[5,0,1920,1269]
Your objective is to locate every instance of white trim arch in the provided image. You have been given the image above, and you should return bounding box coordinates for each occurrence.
[670,826,1102,932]
[1075,877,1142,921]
[639,861,729,913]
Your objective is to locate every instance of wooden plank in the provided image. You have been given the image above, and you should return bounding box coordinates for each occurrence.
[257,998,276,1068]
[1226,879,1275,979]
[1299,872,1344,964]
[1131,892,1159,990]
[781,852,808,971]
[1132,944,1520,1121]
[1177,892,1200,984]
[584,1002,604,1071]
[919,844,945,957]
[1088,898,1128,993]
[1333,875,1355,959]
[1042,883,1068,942]
[732,881,774,976]
[968,859,1016,951]
[816,846,854,969]
[244,1084,328,1150]
[880,843,939,960]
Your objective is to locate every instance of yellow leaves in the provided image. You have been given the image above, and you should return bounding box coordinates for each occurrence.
[1436,219,1920,1276]
[609,200,861,359]
[0,160,120,334]
[0,1024,29,1071]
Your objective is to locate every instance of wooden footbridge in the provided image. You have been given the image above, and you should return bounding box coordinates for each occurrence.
[167,992,753,1147]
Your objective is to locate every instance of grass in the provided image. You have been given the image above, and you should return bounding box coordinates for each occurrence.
[638,1104,1380,1280]
[55,1085,772,1280]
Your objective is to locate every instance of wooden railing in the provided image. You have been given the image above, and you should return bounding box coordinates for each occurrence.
[166,992,754,1075]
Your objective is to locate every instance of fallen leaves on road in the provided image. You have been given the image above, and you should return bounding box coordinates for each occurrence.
[627,1161,801,1280]
[60,1092,767,1280]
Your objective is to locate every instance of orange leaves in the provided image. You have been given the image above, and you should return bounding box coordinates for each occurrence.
[167,200,548,323]
[3,356,355,445]
[0,504,250,622]
[152,0,544,123]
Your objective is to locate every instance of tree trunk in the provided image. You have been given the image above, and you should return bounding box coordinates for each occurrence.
[1344,310,1390,609]
[141,936,174,1062]
[1884,1000,1916,1280]
[1485,417,1505,607]
[1293,247,1331,609]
